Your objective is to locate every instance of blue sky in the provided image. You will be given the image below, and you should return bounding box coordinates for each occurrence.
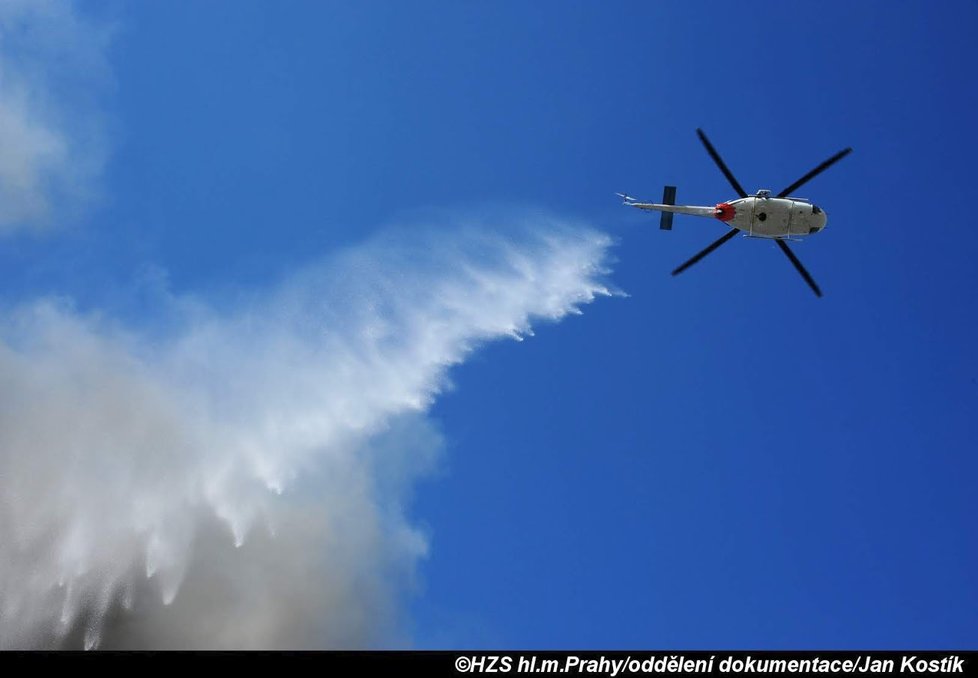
[1,1,976,649]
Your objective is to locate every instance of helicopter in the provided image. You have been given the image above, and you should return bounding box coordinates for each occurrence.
[619,129,851,297]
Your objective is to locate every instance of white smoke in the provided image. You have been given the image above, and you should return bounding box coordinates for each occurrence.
[0,1,617,648]
[0,221,614,648]
[0,0,110,232]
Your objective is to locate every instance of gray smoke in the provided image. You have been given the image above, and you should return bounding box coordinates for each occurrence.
[0,0,110,232]
[0,2,616,648]
[0,222,614,648]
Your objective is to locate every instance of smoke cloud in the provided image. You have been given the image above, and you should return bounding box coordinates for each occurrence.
[0,221,614,648]
[0,0,110,232]
[0,1,616,648]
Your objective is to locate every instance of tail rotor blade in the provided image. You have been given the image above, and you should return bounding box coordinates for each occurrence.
[672,229,739,276]
[696,129,748,199]
[777,147,852,198]
[775,239,822,297]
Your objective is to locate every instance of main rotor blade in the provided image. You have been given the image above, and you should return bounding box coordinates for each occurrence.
[777,147,852,198]
[696,128,748,199]
[775,239,822,297]
[672,229,739,276]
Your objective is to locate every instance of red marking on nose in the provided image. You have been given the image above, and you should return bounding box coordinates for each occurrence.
[715,202,736,222]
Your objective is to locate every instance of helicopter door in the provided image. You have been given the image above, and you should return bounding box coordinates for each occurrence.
[788,201,812,236]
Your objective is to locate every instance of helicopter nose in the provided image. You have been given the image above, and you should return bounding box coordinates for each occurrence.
[810,206,827,232]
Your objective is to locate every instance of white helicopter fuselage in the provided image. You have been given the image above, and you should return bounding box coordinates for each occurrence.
[628,191,827,239]
[723,194,827,237]
[621,129,850,297]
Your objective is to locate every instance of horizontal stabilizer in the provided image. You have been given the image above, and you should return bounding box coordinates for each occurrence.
[660,185,676,230]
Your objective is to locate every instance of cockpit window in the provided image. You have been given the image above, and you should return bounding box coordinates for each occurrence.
[812,205,822,215]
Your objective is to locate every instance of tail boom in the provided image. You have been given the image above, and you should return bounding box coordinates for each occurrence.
[619,185,719,227]
[626,202,717,218]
